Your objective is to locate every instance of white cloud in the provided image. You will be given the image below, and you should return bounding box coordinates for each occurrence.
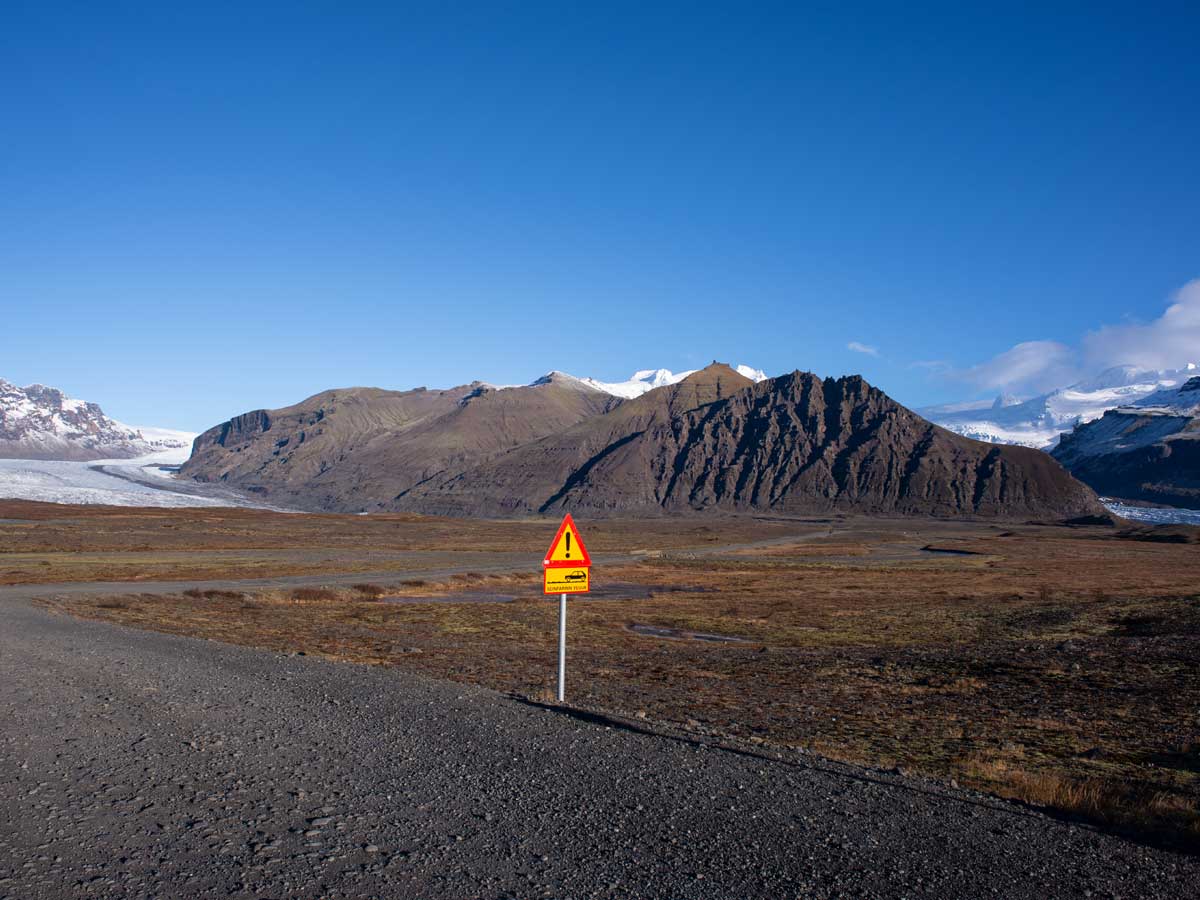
[847,341,879,357]
[963,340,1079,394]
[1082,278,1200,371]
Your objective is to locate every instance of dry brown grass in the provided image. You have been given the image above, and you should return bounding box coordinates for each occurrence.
[289,587,339,602]
[182,588,244,601]
[966,759,1200,845]
[0,499,809,584]
[14,502,1200,850]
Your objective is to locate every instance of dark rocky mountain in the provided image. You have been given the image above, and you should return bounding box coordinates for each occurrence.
[184,364,1104,520]
[1053,377,1200,507]
[405,365,1103,519]
[405,364,758,516]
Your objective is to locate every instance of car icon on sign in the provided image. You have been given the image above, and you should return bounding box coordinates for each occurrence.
[563,570,587,582]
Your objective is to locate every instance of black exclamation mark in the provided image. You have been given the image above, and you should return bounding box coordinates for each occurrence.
[565,532,571,559]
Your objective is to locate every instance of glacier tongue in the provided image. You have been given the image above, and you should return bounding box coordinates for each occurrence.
[0,454,278,509]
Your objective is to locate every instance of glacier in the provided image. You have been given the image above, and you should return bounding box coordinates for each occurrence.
[0,441,283,510]
[921,364,1199,449]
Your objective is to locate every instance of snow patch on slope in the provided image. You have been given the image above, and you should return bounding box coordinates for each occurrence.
[735,364,769,382]
[493,365,769,399]
[573,365,769,399]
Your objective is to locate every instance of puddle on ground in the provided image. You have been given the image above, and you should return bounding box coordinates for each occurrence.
[626,623,749,643]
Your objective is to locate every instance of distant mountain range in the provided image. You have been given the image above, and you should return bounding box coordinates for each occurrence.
[921,364,1199,448]
[17,361,1188,517]
[1052,375,1200,508]
[182,363,1103,520]
[0,379,193,461]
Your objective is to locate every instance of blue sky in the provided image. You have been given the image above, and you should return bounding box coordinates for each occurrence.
[2,2,1198,430]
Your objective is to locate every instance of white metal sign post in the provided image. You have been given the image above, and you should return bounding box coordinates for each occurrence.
[542,514,592,704]
[558,593,567,702]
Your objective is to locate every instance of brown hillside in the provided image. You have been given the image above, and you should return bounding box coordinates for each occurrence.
[181,375,619,511]
[397,366,1103,520]
[398,364,754,515]
[543,371,1104,518]
[183,364,1104,520]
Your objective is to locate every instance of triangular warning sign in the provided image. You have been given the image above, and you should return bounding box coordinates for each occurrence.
[543,513,592,568]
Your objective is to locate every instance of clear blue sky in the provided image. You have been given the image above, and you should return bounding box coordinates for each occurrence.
[3,2,1198,430]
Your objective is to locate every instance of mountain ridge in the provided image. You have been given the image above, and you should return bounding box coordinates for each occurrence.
[183,364,1104,521]
[182,372,621,509]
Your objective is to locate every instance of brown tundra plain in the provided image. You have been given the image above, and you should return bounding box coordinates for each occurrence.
[3,500,1197,851]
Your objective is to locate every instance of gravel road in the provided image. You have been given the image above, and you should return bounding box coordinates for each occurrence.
[2,598,1196,899]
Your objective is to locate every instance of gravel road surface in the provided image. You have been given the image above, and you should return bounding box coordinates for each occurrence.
[2,598,1196,899]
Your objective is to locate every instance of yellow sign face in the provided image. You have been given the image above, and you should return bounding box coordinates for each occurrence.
[544,567,590,594]
[544,516,590,567]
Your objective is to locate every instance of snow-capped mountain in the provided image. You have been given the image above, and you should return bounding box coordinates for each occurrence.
[920,364,1199,449]
[489,366,769,398]
[1125,374,1200,414]
[0,379,193,461]
[133,424,200,458]
[574,364,768,399]
[1051,374,1200,509]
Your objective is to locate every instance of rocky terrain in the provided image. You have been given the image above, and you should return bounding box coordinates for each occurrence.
[184,364,1104,520]
[1053,376,1200,507]
[0,378,189,461]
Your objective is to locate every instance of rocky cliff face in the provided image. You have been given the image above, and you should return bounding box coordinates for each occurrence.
[0,379,168,461]
[554,371,1101,517]
[183,365,1105,520]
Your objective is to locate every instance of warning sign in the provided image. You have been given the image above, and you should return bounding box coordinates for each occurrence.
[541,515,592,699]
[544,567,590,594]
[543,513,592,568]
